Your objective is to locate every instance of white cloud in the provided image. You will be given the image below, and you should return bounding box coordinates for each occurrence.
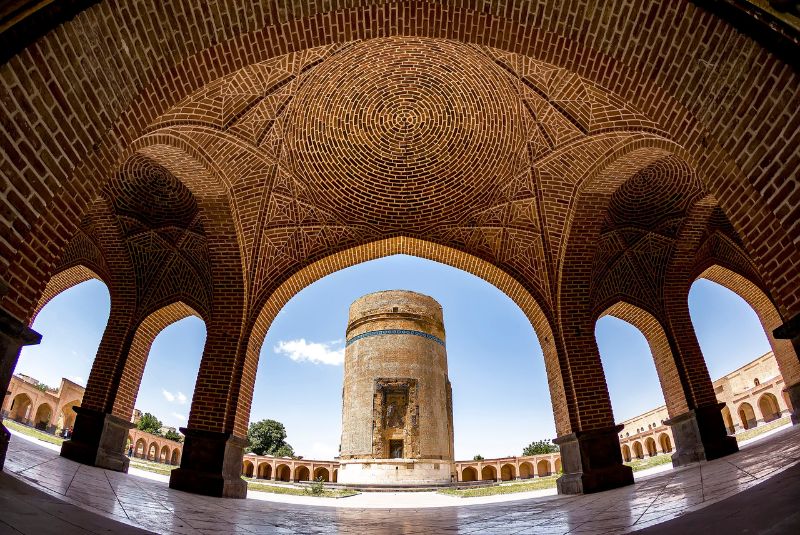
[170,412,186,423]
[274,339,344,366]
[162,389,189,404]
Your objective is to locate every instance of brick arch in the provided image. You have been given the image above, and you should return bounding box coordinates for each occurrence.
[33,402,53,427]
[241,460,254,478]
[598,301,688,418]
[241,236,567,436]
[481,465,497,481]
[632,441,644,459]
[519,461,533,479]
[30,265,109,325]
[738,402,757,430]
[757,393,781,423]
[621,444,632,462]
[118,135,252,436]
[695,264,800,388]
[147,441,158,461]
[110,301,204,420]
[134,438,147,458]
[160,445,171,464]
[500,463,516,481]
[536,459,552,476]
[558,139,687,431]
[313,467,330,482]
[461,466,478,482]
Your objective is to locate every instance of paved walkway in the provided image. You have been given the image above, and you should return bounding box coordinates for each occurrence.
[0,425,798,534]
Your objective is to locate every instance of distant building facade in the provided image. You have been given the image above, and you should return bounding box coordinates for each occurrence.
[619,351,792,461]
[3,374,181,464]
[2,374,84,434]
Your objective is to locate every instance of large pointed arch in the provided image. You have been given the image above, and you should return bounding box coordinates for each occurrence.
[31,265,109,325]
[110,300,204,420]
[241,236,567,436]
[597,301,687,418]
[694,264,800,390]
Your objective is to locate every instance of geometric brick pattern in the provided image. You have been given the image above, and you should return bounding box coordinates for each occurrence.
[1,2,799,448]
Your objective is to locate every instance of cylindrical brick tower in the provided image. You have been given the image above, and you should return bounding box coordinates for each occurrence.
[338,290,455,486]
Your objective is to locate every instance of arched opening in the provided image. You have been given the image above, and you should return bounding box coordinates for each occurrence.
[118,304,206,441]
[17,271,111,422]
[242,461,254,478]
[519,462,532,479]
[135,439,146,458]
[758,393,781,423]
[294,466,310,482]
[644,437,657,457]
[245,242,562,486]
[257,463,272,480]
[500,464,516,481]
[537,459,551,477]
[621,445,632,462]
[632,441,644,459]
[33,403,53,430]
[147,442,158,461]
[461,467,478,482]
[692,266,800,399]
[58,401,80,434]
[160,446,170,464]
[595,304,675,464]
[313,467,330,482]
[332,469,338,483]
[659,434,672,453]
[721,405,736,435]
[276,465,291,482]
[555,458,562,473]
[9,394,32,423]
[170,449,180,465]
[738,403,757,430]
[480,466,497,481]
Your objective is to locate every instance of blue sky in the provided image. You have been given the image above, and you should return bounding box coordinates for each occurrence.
[17,256,771,460]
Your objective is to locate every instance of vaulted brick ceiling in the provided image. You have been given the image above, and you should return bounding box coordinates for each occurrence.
[138,37,676,315]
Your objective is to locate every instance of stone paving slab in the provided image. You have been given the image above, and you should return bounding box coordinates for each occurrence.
[0,426,798,534]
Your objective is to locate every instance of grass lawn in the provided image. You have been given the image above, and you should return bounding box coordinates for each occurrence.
[245,479,358,498]
[129,457,177,475]
[735,416,790,442]
[438,476,558,497]
[3,419,65,446]
[624,453,673,472]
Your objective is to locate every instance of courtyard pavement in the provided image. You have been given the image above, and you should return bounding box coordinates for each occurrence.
[0,425,798,534]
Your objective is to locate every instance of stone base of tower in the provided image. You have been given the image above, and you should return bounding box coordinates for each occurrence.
[337,458,455,486]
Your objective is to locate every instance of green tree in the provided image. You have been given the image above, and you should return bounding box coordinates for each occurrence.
[473,454,484,461]
[523,439,558,456]
[246,419,295,456]
[137,412,162,435]
[164,429,183,443]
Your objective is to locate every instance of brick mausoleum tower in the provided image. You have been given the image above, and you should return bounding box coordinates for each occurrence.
[338,290,455,486]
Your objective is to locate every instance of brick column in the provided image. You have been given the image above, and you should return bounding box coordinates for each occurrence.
[774,313,800,424]
[661,301,738,466]
[0,296,41,469]
[168,323,248,499]
[60,303,137,472]
[554,327,634,494]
